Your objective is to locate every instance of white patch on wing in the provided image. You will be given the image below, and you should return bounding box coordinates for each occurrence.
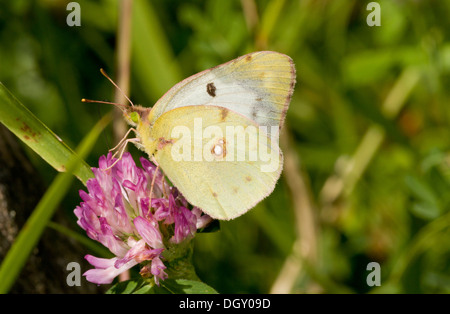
[160,73,279,130]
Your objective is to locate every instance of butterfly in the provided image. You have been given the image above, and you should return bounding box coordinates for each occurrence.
[90,51,296,220]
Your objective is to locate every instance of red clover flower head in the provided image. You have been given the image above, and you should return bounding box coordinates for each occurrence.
[74,152,211,285]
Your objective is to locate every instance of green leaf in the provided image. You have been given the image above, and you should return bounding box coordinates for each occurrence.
[161,279,218,294]
[107,278,149,294]
[0,82,94,183]
[404,175,442,220]
[107,278,218,294]
[411,203,441,220]
[404,175,438,205]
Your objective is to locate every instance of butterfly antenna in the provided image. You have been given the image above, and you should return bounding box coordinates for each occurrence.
[81,98,128,110]
[100,68,135,107]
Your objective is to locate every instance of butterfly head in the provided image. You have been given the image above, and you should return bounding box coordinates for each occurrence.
[122,105,151,127]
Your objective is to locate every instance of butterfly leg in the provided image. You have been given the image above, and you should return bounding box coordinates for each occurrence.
[109,127,137,153]
[148,157,168,198]
[104,138,140,170]
[110,137,140,160]
[148,164,160,214]
[161,175,169,199]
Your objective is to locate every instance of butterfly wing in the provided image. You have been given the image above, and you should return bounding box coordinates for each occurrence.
[147,51,296,135]
[149,105,283,220]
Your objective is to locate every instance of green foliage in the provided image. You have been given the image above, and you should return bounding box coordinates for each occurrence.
[0,0,449,293]
[107,278,218,294]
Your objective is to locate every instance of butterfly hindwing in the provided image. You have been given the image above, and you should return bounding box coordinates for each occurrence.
[148,105,283,220]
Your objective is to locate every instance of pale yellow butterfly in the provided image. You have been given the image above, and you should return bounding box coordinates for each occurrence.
[97,51,295,220]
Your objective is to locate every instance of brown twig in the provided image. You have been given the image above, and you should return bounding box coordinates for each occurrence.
[113,0,133,145]
[115,0,133,282]
[270,127,319,293]
[240,0,259,34]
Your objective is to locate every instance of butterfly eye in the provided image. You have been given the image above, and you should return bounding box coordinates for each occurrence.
[130,112,140,124]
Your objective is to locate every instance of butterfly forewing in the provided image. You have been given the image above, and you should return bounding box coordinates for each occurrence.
[148,51,295,135]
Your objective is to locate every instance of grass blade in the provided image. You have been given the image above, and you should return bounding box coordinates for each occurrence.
[0,82,94,184]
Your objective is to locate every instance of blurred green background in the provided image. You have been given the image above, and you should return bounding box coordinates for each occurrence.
[1,0,450,293]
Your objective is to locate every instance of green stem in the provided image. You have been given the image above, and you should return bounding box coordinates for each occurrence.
[163,239,199,281]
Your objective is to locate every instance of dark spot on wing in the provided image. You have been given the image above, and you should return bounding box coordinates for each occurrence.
[245,54,252,62]
[256,97,262,101]
[245,176,252,182]
[207,82,216,97]
[251,106,258,120]
[212,192,218,197]
[220,108,228,121]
